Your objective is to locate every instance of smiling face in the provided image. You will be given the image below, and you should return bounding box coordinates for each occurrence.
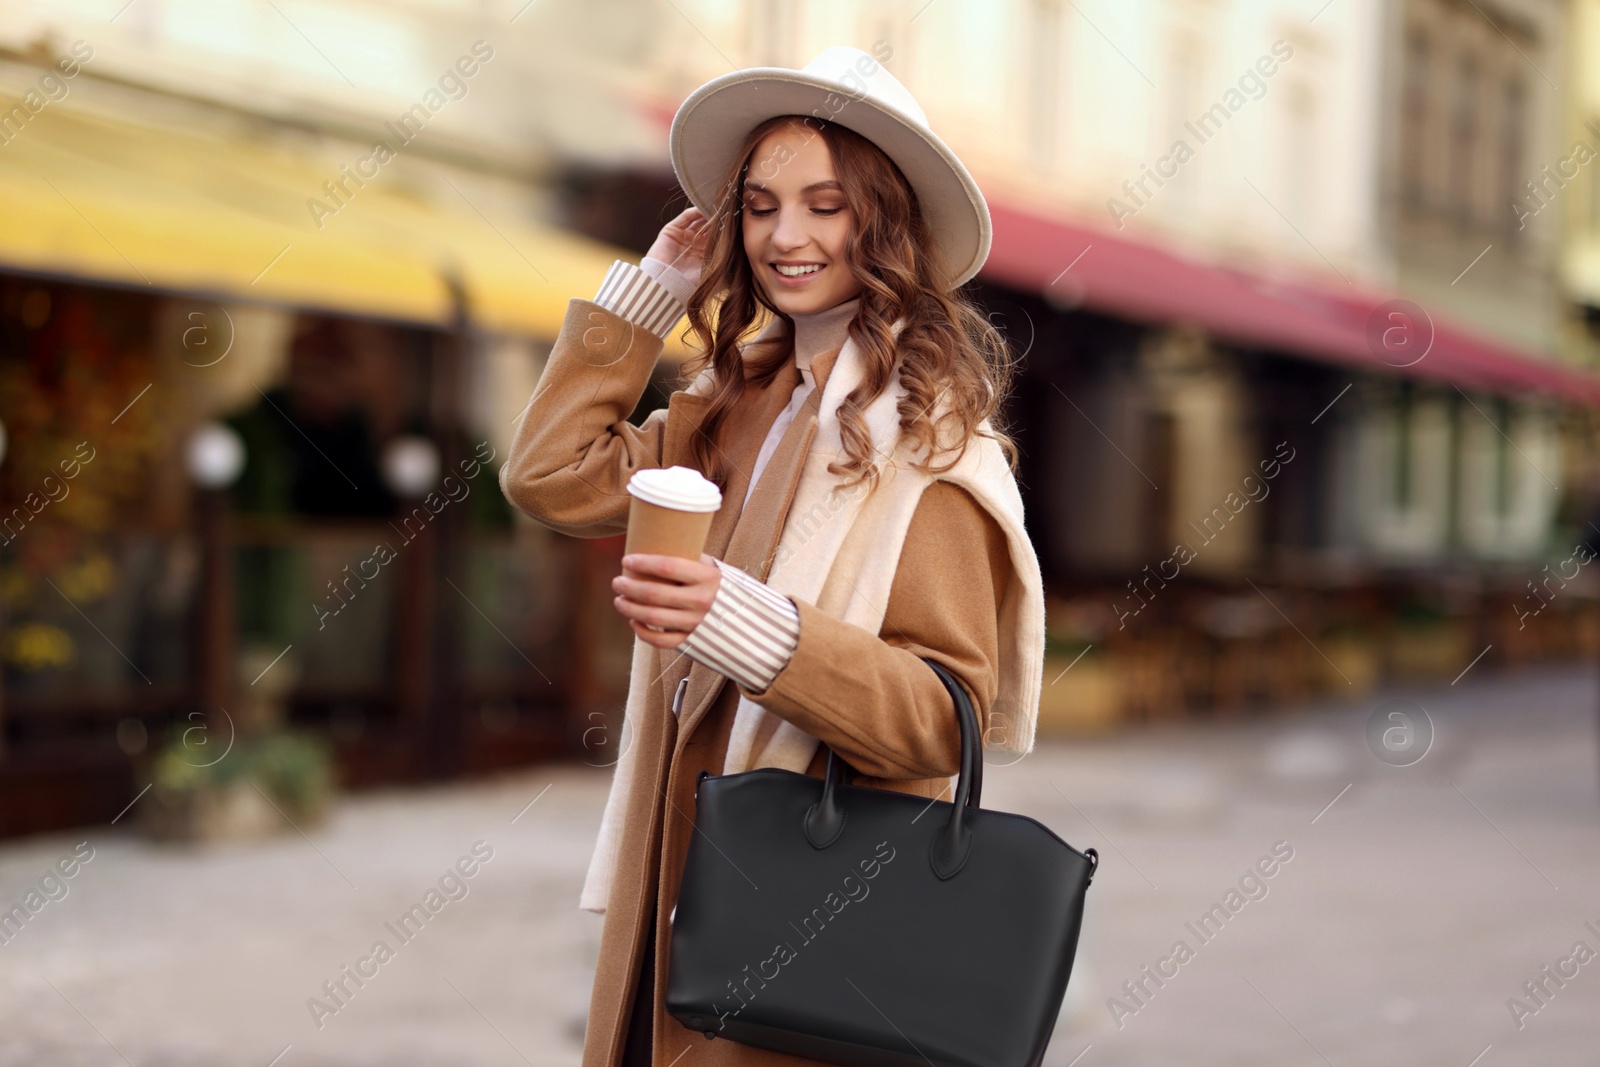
[740,123,863,316]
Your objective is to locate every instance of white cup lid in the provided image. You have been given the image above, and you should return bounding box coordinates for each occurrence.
[627,465,722,513]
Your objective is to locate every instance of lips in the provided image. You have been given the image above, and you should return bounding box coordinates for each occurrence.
[771,262,826,286]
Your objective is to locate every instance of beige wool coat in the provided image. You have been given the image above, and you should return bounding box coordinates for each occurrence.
[500,295,1018,1067]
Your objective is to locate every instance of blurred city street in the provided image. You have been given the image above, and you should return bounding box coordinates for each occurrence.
[2,662,1596,1067]
[6,1,1600,1064]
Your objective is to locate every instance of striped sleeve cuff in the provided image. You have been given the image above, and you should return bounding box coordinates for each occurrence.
[641,255,698,306]
[680,559,800,695]
[593,259,686,340]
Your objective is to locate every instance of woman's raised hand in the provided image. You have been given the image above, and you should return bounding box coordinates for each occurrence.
[645,207,711,288]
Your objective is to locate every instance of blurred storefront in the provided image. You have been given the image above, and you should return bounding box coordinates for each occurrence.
[0,44,685,836]
[972,200,1600,729]
[964,0,1600,720]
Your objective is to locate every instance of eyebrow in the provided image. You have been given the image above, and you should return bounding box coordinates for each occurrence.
[743,180,844,194]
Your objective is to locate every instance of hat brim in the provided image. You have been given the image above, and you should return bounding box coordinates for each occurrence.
[669,67,991,290]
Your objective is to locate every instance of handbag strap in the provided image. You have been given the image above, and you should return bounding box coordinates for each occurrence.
[815,656,984,807]
[805,656,983,879]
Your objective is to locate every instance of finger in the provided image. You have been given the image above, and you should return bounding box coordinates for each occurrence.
[613,595,702,632]
[627,616,669,645]
[622,553,707,583]
[612,579,707,618]
[613,574,709,611]
[619,596,705,630]
[629,617,685,649]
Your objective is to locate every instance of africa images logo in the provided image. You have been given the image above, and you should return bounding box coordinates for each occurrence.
[306,41,495,230]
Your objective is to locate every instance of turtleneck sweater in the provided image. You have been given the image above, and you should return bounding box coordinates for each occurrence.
[742,292,860,512]
[592,258,855,700]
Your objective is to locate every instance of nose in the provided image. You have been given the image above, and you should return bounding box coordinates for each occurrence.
[771,206,809,253]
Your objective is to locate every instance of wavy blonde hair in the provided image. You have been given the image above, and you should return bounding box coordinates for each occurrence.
[678,114,1017,496]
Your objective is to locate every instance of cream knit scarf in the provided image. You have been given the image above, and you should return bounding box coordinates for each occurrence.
[578,312,1045,914]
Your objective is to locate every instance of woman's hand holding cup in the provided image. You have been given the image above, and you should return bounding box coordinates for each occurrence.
[612,552,721,650]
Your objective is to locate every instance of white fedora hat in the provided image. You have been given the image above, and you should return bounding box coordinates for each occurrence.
[668,45,992,290]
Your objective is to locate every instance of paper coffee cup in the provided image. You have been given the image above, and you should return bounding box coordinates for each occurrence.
[624,467,722,631]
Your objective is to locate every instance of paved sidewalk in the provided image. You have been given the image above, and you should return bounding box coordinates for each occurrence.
[1,664,1597,1066]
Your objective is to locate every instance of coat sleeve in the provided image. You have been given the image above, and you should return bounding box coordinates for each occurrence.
[734,479,1012,780]
[497,281,680,537]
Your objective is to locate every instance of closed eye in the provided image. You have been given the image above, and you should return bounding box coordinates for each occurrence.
[743,207,844,217]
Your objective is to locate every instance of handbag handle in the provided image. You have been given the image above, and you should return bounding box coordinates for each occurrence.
[804,656,982,880]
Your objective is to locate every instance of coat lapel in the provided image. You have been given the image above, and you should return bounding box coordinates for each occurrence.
[650,349,807,730]
[673,343,847,745]
[720,346,847,580]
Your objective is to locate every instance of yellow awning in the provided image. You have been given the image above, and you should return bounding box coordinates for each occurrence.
[0,102,696,357]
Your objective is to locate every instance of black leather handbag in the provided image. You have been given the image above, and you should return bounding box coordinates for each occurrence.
[665,656,1098,1067]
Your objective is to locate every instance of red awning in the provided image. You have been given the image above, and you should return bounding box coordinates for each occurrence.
[984,201,1600,407]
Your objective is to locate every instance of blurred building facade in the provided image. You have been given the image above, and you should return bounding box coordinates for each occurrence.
[0,0,675,833]
[2,0,1598,835]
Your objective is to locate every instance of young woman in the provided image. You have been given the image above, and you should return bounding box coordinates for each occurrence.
[499,46,1046,1067]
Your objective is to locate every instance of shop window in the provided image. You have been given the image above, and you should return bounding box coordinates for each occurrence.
[1363,384,1452,559]
[1392,382,1415,511]
[1490,396,1513,518]
[222,316,407,520]
[0,279,186,715]
[1456,395,1561,559]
